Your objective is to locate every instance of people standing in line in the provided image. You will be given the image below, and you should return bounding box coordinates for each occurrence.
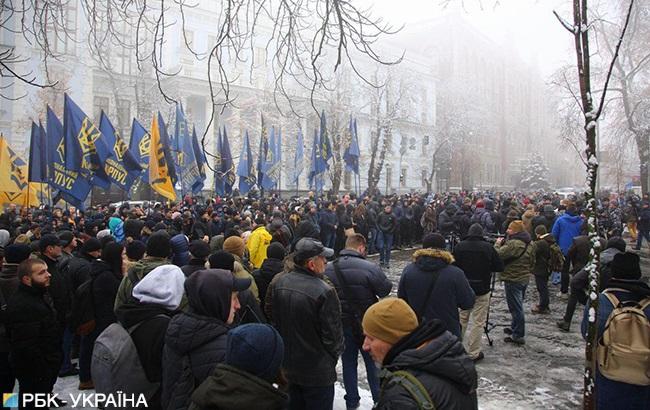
[495,221,535,345]
[266,238,343,410]
[324,234,392,409]
[453,224,504,362]
[398,233,475,338]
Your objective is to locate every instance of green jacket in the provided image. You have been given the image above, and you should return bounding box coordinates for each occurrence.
[495,236,535,284]
[189,364,288,410]
[114,257,169,312]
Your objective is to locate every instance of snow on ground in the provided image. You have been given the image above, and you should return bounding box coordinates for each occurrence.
[47,242,649,409]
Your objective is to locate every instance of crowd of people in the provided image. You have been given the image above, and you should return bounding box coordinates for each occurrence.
[0,188,648,409]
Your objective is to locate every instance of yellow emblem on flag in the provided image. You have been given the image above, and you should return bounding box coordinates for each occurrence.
[148,116,176,201]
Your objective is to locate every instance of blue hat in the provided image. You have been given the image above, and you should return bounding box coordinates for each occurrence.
[226,324,284,382]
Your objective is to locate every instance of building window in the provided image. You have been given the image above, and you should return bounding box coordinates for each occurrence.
[93,96,110,123]
[49,4,77,54]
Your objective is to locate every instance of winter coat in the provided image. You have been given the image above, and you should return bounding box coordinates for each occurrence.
[0,263,19,352]
[252,257,284,308]
[318,210,337,234]
[124,218,145,240]
[438,209,457,234]
[5,284,63,382]
[551,213,584,255]
[181,259,208,278]
[581,279,650,410]
[41,253,72,325]
[532,236,552,277]
[189,364,288,410]
[233,255,259,301]
[638,206,650,231]
[470,208,494,233]
[191,221,209,241]
[453,236,504,296]
[247,226,273,269]
[170,234,190,267]
[570,247,622,300]
[162,312,229,410]
[377,320,478,410]
[65,254,96,292]
[495,232,535,284]
[377,212,398,234]
[90,259,122,331]
[267,265,343,386]
[114,256,169,311]
[324,249,392,320]
[398,248,475,337]
[115,302,175,383]
[420,208,437,235]
[532,213,557,233]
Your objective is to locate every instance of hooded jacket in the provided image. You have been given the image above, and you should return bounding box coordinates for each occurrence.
[247,226,272,269]
[170,234,190,267]
[189,364,288,410]
[552,213,584,255]
[453,225,504,296]
[495,232,535,284]
[114,256,168,311]
[162,269,234,410]
[398,249,475,337]
[377,320,478,410]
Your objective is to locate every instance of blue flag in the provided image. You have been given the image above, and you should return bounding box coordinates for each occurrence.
[308,128,324,191]
[174,104,202,195]
[191,126,206,192]
[257,115,269,188]
[237,131,255,194]
[261,127,280,190]
[63,94,113,191]
[320,110,332,165]
[293,129,304,185]
[214,127,225,196]
[343,117,360,174]
[99,111,142,193]
[129,119,151,184]
[221,126,236,194]
[28,122,47,183]
[47,105,92,208]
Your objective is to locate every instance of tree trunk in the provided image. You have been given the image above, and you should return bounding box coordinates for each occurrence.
[637,131,650,195]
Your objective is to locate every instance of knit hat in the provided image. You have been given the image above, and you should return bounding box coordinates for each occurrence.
[508,220,525,234]
[209,250,235,271]
[467,223,484,237]
[534,224,547,237]
[610,252,641,280]
[132,264,185,310]
[4,244,32,264]
[57,231,75,247]
[147,231,171,258]
[82,238,102,254]
[422,233,445,250]
[507,210,518,219]
[605,237,626,253]
[226,324,284,383]
[223,236,245,258]
[126,240,146,261]
[362,297,418,345]
[266,242,286,260]
[189,240,211,259]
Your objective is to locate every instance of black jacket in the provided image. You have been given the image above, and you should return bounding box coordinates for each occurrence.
[377,212,397,234]
[40,253,71,325]
[532,237,552,277]
[453,237,504,295]
[90,260,122,330]
[398,249,475,337]
[378,320,478,410]
[267,266,343,386]
[66,254,96,291]
[252,257,284,308]
[5,284,63,381]
[124,218,145,240]
[162,311,229,410]
[0,263,19,352]
[324,249,392,318]
[115,302,175,383]
[181,259,207,278]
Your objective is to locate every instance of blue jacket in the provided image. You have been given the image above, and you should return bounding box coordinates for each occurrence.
[581,280,650,409]
[324,249,393,316]
[170,234,190,267]
[551,213,583,255]
[398,248,475,337]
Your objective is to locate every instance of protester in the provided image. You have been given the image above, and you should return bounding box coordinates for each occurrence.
[361,298,478,409]
[376,205,397,268]
[252,242,286,308]
[551,205,583,295]
[181,240,211,277]
[324,233,392,408]
[248,216,272,268]
[398,233,475,338]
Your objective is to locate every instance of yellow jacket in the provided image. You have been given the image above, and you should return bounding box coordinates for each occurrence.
[247,226,272,269]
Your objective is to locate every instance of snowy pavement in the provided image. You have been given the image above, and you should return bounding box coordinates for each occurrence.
[46,243,649,409]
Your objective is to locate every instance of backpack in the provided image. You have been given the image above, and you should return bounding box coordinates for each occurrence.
[596,290,650,386]
[69,277,95,336]
[548,243,565,273]
[380,369,435,410]
[91,317,167,405]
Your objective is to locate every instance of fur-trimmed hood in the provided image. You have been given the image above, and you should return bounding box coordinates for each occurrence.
[412,248,455,264]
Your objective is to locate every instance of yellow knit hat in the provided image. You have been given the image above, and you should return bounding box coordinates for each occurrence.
[508,220,525,234]
[362,298,419,344]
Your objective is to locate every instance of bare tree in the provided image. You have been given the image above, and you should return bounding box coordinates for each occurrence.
[554,1,636,408]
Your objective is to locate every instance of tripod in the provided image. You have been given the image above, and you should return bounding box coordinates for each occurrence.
[484,272,498,346]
